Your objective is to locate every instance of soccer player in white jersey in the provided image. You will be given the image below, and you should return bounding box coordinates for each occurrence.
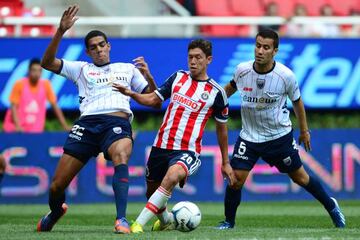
[216,29,345,229]
[113,39,235,233]
[36,5,157,234]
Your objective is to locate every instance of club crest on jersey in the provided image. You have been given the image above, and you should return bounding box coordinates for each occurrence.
[173,93,201,111]
[113,127,122,134]
[256,78,265,89]
[222,107,229,116]
[201,92,209,100]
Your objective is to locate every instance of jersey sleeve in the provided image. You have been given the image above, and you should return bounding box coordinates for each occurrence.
[131,66,149,93]
[44,80,57,104]
[154,72,177,101]
[59,59,86,84]
[9,80,23,105]
[213,90,229,123]
[287,72,300,101]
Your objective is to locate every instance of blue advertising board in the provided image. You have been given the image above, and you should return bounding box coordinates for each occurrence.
[0,38,359,111]
[0,129,359,203]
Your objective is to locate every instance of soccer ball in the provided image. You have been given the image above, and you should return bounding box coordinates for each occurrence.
[171,201,201,232]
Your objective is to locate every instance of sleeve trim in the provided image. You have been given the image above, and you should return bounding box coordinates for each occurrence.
[54,59,63,74]
[215,117,228,123]
[154,90,164,101]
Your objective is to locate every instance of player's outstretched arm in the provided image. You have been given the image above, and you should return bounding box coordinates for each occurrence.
[112,83,162,109]
[133,56,157,92]
[41,5,79,73]
[215,121,235,187]
[292,97,312,152]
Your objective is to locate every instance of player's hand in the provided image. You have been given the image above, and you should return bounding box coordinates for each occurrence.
[59,5,79,33]
[112,83,133,96]
[133,56,152,78]
[63,125,72,132]
[221,162,235,187]
[298,130,311,152]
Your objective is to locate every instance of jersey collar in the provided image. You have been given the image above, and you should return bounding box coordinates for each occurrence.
[94,62,111,67]
[253,61,276,75]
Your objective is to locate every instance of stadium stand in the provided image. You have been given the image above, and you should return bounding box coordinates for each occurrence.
[0,0,54,36]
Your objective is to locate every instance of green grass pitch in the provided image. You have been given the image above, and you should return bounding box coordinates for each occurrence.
[0,201,359,240]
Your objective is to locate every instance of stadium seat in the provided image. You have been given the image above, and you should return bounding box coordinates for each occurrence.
[194,0,234,16]
[200,25,239,36]
[229,0,264,16]
[0,24,14,36]
[21,25,55,37]
[0,0,24,16]
[328,0,359,15]
[294,0,329,16]
[262,0,296,17]
[195,0,241,36]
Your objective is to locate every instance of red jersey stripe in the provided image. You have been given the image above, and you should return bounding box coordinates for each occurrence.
[166,80,198,149]
[155,73,189,148]
[180,82,214,150]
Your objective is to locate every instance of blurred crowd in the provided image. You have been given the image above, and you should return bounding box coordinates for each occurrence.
[177,0,360,37]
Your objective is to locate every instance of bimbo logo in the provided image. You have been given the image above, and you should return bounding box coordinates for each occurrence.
[173,93,201,111]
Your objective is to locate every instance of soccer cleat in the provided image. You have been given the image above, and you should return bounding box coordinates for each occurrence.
[130,221,144,233]
[215,220,234,230]
[151,212,175,231]
[329,197,346,228]
[37,203,68,232]
[114,217,130,234]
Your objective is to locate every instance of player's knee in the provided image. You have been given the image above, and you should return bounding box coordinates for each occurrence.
[291,175,309,186]
[111,150,130,165]
[50,181,64,194]
[232,182,243,190]
[162,174,181,189]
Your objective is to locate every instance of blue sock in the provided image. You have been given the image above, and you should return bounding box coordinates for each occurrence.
[0,173,3,185]
[49,191,65,218]
[303,175,335,212]
[112,164,129,220]
[224,185,242,225]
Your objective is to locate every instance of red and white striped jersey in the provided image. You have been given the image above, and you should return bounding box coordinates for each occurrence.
[153,70,229,155]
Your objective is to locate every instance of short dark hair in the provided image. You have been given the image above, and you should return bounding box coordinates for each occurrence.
[188,39,212,57]
[256,29,279,49]
[29,58,41,70]
[84,30,108,49]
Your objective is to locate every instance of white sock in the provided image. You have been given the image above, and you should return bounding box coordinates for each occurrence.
[136,186,171,226]
[156,206,172,225]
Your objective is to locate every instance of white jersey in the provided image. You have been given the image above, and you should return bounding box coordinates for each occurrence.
[232,61,300,143]
[60,59,148,122]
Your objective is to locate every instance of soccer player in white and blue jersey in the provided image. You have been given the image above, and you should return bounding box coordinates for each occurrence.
[216,29,345,229]
[36,5,157,234]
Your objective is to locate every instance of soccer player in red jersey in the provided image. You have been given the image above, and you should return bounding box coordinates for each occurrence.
[113,39,235,233]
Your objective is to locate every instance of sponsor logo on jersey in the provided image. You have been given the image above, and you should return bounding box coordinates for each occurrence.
[256,78,265,89]
[242,95,277,104]
[88,72,101,76]
[283,156,292,166]
[201,92,209,100]
[243,87,253,92]
[113,127,122,134]
[172,93,201,111]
